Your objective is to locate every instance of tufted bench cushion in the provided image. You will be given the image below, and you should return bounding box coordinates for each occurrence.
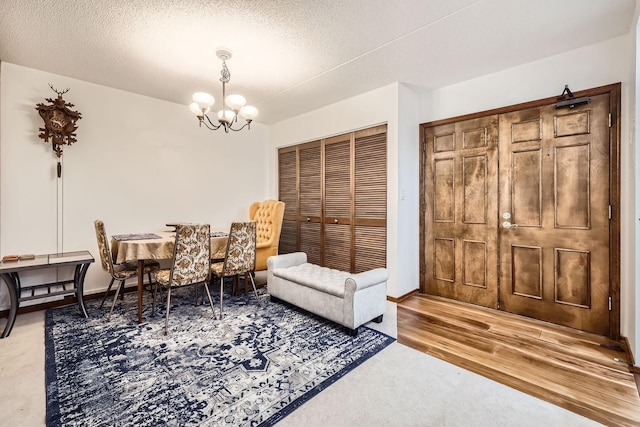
[268,252,388,334]
[273,263,350,297]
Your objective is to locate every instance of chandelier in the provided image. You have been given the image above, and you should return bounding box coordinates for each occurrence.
[189,49,258,132]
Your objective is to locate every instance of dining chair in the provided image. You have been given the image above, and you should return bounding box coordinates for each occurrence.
[94,219,160,321]
[152,223,215,335]
[210,221,262,318]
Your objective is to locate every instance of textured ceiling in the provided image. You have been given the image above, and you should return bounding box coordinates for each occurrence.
[0,0,636,124]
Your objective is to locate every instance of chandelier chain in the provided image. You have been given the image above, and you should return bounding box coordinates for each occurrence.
[220,61,230,83]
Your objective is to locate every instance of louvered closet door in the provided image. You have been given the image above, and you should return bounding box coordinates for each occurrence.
[354,125,387,273]
[299,141,322,265]
[278,147,298,255]
[324,134,352,272]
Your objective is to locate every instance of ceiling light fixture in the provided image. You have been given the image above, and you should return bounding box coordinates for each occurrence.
[189,49,258,132]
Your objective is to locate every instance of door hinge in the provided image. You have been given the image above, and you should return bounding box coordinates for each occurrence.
[609,113,612,128]
[608,205,612,220]
[609,297,612,311]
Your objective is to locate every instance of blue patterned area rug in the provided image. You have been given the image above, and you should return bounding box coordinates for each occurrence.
[45,290,394,426]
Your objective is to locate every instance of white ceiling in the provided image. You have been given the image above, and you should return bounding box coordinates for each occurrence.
[0,0,636,124]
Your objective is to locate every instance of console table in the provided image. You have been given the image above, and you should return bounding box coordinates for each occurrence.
[0,250,94,338]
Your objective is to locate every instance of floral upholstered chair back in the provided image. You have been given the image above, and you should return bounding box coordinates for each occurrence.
[94,219,115,276]
[168,223,211,287]
[221,221,256,276]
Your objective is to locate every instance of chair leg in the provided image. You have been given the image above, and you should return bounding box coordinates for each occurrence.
[232,275,238,296]
[219,276,224,319]
[107,280,124,321]
[99,278,116,308]
[248,272,262,308]
[164,287,172,335]
[152,282,158,315]
[203,282,216,320]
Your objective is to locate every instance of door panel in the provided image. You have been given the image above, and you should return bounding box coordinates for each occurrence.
[325,224,351,272]
[354,225,386,273]
[354,128,387,273]
[324,136,352,270]
[300,222,322,265]
[299,143,322,265]
[278,149,298,254]
[498,93,610,335]
[424,116,499,308]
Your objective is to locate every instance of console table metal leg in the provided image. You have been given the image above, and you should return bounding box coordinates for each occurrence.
[74,263,90,318]
[0,273,19,338]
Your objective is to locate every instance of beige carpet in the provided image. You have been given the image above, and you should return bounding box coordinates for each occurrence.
[0,300,601,426]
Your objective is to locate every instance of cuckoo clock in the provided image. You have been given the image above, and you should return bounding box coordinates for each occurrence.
[35,84,82,177]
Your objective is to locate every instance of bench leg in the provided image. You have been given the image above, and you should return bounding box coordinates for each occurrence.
[347,327,359,337]
[372,315,383,323]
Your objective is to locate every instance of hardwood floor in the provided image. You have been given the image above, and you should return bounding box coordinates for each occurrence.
[397,294,640,427]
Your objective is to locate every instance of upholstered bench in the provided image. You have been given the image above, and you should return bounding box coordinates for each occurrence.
[267,252,388,335]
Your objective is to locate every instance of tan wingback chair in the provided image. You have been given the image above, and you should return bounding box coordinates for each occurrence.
[249,199,285,271]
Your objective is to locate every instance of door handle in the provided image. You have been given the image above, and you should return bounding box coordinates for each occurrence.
[502,221,520,229]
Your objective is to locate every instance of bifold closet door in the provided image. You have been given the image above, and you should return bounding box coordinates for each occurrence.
[324,134,352,272]
[299,141,322,265]
[354,126,387,273]
[278,147,298,255]
[278,124,387,273]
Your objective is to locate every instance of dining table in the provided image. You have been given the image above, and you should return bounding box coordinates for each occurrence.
[110,229,228,324]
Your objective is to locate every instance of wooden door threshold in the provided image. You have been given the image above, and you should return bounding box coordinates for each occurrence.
[397,294,640,426]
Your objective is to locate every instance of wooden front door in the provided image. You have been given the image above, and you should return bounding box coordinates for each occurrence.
[424,115,499,308]
[498,93,611,335]
[422,86,618,337]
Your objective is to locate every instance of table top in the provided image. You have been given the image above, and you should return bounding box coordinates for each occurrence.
[0,250,94,273]
[111,230,228,264]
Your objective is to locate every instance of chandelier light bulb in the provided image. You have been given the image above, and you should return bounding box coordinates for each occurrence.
[192,92,215,108]
[225,94,246,112]
[239,105,258,121]
[189,102,207,116]
[217,109,235,123]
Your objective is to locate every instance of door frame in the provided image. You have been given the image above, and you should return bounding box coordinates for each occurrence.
[419,83,621,339]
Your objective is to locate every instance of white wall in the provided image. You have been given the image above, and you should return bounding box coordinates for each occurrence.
[419,33,637,356]
[396,85,420,298]
[269,82,421,299]
[634,13,640,364]
[0,62,269,309]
